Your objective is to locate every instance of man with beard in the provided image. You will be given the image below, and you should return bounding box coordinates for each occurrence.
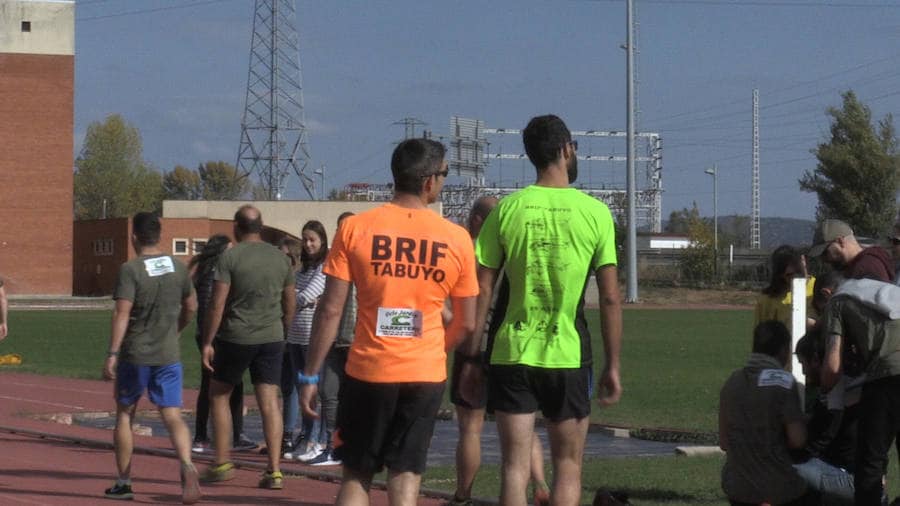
[808,219,895,283]
[459,114,623,506]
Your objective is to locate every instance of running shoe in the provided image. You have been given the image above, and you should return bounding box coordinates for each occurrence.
[297,442,324,462]
[191,439,210,454]
[442,496,473,506]
[258,470,284,490]
[104,482,134,500]
[180,463,201,505]
[305,447,341,466]
[233,434,259,452]
[199,462,235,483]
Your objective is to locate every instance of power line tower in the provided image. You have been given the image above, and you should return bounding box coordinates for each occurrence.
[236,0,313,200]
[751,89,761,249]
[393,117,427,140]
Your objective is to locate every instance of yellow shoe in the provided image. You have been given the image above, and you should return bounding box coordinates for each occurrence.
[199,462,234,483]
[258,470,283,490]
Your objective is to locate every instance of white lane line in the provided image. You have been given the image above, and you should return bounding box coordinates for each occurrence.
[1,381,108,396]
[0,395,84,410]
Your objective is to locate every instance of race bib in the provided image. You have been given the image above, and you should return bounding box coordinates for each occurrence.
[757,369,794,390]
[376,307,423,338]
[144,256,175,277]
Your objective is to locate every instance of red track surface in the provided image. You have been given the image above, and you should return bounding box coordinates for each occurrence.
[0,372,447,505]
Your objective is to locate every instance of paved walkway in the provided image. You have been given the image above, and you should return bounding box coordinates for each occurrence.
[0,372,445,505]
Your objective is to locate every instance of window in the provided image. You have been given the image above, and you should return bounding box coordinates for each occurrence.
[92,238,113,256]
[192,239,207,254]
[172,238,189,256]
[21,21,31,32]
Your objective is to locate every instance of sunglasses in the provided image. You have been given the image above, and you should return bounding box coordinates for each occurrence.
[432,168,449,178]
[891,237,900,246]
[566,140,579,151]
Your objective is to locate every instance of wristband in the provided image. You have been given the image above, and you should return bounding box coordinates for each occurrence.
[107,351,119,357]
[297,373,320,385]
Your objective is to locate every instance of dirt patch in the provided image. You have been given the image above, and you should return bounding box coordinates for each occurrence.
[629,286,756,308]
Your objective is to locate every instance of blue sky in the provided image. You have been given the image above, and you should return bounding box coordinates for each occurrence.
[74,0,900,220]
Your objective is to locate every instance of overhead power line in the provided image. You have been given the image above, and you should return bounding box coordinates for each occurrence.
[76,0,235,21]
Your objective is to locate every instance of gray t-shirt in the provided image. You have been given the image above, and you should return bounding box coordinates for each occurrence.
[113,255,193,366]
[215,241,294,345]
[823,295,900,382]
[720,361,806,504]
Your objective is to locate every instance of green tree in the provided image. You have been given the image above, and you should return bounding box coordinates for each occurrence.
[678,203,716,283]
[74,114,162,219]
[162,165,202,200]
[198,161,251,200]
[666,204,703,235]
[799,90,900,237]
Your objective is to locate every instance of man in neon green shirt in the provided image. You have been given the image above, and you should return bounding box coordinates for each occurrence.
[459,114,623,506]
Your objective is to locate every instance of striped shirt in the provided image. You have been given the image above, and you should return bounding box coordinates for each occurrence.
[286,263,326,345]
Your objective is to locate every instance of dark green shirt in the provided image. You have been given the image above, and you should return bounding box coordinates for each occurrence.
[215,241,294,345]
[113,255,193,366]
[823,295,900,382]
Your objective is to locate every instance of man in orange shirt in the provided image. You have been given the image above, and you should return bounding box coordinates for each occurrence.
[300,138,478,506]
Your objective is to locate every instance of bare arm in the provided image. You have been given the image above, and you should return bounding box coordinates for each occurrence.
[178,290,197,333]
[0,284,7,340]
[596,264,623,406]
[200,281,229,372]
[459,265,499,357]
[821,333,842,391]
[784,420,807,449]
[300,276,350,418]
[103,298,133,380]
[282,282,297,335]
[445,296,477,350]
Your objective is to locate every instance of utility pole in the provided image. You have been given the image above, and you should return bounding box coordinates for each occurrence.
[705,164,718,271]
[751,89,761,249]
[624,0,638,303]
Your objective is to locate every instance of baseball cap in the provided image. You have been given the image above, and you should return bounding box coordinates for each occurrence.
[808,219,853,257]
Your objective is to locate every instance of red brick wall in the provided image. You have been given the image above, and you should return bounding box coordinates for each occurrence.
[0,53,74,295]
[73,218,234,296]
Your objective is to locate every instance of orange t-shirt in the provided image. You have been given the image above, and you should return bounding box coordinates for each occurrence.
[324,203,479,383]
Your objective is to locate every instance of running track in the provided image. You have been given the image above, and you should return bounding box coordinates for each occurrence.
[0,372,447,505]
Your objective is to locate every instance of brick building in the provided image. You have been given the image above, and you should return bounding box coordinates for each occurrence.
[0,1,75,294]
[73,218,296,296]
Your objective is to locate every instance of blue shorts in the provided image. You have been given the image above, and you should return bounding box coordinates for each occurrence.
[115,361,183,408]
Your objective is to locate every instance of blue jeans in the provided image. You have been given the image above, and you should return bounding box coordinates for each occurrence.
[281,343,322,442]
[793,458,853,505]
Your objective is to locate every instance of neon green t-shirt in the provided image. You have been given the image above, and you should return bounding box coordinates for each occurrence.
[475,185,617,368]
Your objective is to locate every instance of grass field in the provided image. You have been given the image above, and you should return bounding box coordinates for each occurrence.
[1,307,752,432]
[7,307,900,504]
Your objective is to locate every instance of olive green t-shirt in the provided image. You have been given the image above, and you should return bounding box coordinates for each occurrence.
[823,295,900,381]
[215,241,294,345]
[113,255,193,366]
[475,185,617,368]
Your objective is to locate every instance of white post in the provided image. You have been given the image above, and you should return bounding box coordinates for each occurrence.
[791,277,807,409]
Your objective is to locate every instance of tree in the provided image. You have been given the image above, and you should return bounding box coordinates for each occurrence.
[666,204,703,235]
[74,114,162,219]
[163,165,202,200]
[676,203,717,283]
[198,161,251,200]
[799,90,900,237]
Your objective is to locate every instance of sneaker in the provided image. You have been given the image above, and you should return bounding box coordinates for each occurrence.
[305,448,341,466]
[180,463,201,505]
[533,487,550,506]
[297,443,324,462]
[104,482,134,500]
[258,470,284,490]
[233,434,259,452]
[191,439,210,454]
[280,436,295,459]
[199,462,235,483]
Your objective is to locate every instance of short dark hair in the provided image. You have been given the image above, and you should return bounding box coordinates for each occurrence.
[132,212,161,246]
[522,114,571,171]
[337,211,354,226]
[752,320,792,358]
[795,326,823,362]
[234,205,263,235]
[391,138,446,195]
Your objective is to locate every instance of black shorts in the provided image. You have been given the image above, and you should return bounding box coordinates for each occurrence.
[212,340,284,386]
[334,375,445,475]
[487,364,591,422]
[449,351,488,410]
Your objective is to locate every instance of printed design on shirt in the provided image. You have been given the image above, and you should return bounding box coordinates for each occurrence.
[369,235,449,283]
[144,256,175,277]
[757,369,795,389]
[376,307,423,338]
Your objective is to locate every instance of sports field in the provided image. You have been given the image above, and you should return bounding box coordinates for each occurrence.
[7,307,900,505]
